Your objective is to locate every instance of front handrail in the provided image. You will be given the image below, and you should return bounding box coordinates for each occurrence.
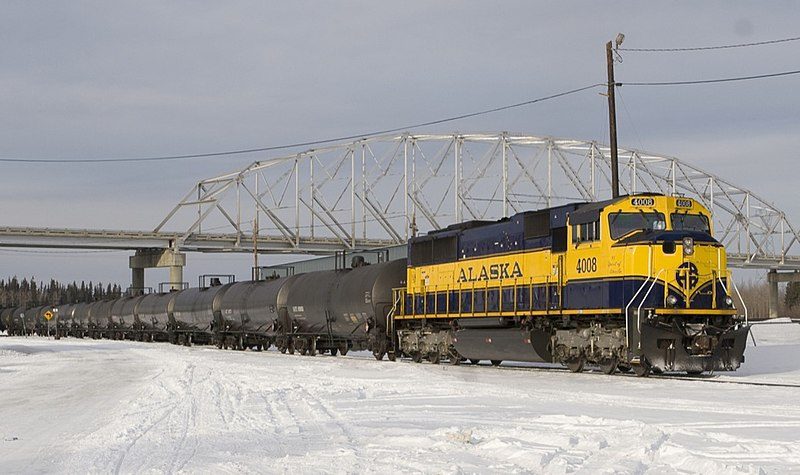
[637,269,665,333]
[729,276,749,326]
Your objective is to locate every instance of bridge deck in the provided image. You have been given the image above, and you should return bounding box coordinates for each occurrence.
[0,226,397,254]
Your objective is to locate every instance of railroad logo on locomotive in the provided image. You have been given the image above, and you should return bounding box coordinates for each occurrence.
[457,262,523,282]
[675,262,699,289]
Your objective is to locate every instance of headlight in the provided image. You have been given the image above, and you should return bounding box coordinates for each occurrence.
[725,296,734,307]
[682,236,695,256]
[666,295,679,307]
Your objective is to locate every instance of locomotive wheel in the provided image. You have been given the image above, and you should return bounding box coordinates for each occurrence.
[599,357,618,375]
[217,339,224,349]
[387,352,397,362]
[566,357,584,373]
[617,364,632,373]
[633,360,652,377]
[308,339,317,357]
[427,352,441,364]
[411,352,423,363]
[288,340,295,355]
[491,360,502,367]
[299,347,307,356]
[373,350,386,361]
[279,345,287,354]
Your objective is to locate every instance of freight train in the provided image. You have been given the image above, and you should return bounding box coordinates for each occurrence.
[1,193,749,376]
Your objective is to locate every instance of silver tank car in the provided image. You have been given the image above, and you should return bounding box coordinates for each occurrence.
[11,307,27,335]
[70,302,91,337]
[54,304,73,339]
[1,307,14,334]
[135,292,177,341]
[215,276,298,351]
[87,300,114,338]
[283,258,406,357]
[23,306,43,336]
[170,284,233,346]
[109,296,145,340]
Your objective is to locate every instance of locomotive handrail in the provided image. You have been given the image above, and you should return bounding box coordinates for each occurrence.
[624,247,653,350]
[637,269,665,334]
[729,275,749,326]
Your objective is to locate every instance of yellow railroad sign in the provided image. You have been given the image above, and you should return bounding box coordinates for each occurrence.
[44,310,54,321]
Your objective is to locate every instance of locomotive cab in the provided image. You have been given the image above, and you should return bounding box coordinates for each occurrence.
[563,194,748,374]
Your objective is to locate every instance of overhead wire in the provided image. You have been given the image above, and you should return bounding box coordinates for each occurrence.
[618,35,800,52]
[619,69,800,86]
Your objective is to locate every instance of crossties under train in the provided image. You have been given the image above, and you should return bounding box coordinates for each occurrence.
[392,193,749,375]
[0,193,750,376]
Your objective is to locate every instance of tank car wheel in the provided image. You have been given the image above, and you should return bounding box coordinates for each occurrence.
[447,350,461,365]
[329,347,338,356]
[308,339,317,357]
[373,350,385,361]
[288,340,295,355]
[388,352,397,362]
[338,343,349,356]
[490,360,502,367]
[565,357,584,373]
[469,359,480,365]
[599,357,618,375]
[632,360,652,377]
[411,352,423,363]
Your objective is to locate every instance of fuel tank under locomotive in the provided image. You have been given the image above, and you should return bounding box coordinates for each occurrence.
[283,259,406,351]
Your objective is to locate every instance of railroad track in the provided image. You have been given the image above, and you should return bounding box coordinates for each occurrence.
[384,355,800,389]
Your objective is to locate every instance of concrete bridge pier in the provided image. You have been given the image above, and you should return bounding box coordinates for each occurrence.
[767,270,800,318]
[130,249,187,294]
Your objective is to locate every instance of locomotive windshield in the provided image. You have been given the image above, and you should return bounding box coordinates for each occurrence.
[609,212,666,239]
[671,212,710,233]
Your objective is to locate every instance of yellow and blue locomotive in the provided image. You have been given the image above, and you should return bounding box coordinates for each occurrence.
[391,193,749,375]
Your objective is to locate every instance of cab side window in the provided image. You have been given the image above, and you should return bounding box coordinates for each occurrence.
[571,220,600,244]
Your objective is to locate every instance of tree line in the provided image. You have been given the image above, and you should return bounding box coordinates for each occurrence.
[0,276,123,309]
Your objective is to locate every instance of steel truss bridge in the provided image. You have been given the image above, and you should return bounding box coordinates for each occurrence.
[152,132,800,270]
[2,131,799,302]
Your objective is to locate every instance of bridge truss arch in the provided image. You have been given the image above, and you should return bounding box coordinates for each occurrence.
[156,132,800,269]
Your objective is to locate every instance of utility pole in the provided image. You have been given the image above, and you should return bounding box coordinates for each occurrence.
[606,34,624,198]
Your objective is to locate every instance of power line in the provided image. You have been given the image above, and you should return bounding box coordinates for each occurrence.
[618,35,800,52]
[0,84,604,164]
[620,68,800,86]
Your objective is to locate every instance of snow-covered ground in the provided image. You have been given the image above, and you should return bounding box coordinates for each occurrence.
[1,322,799,474]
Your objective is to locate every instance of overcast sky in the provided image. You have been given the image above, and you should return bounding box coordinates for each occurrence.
[1,1,798,288]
